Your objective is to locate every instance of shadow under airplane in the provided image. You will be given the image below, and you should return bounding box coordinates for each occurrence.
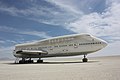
[3,60,99,65]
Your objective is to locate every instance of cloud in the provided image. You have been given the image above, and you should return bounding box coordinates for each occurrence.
[0,0,120,41]
[0,26,51,59]
[0,40,17,46]
[41,0,120,43]
[46,0,83,14]
[0,26,16,32]
[21,31,51,38]
[0,26,51,38]
[46,0,106,14]
[63,0,120,43]
[0,46,15,59]
[0,0,81,25]
[0,40,5,44]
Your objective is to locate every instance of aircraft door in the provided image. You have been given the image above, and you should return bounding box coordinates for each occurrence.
[74,43,78,48]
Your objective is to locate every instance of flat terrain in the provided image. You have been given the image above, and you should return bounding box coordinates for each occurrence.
[0,55,120,80]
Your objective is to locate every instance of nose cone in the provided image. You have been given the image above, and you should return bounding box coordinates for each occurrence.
[96,37,108,49]
[102,40,108,48]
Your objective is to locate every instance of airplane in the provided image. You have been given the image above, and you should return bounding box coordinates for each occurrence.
[13,33,108,63]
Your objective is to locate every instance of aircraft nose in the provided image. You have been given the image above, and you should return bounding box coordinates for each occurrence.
[102,40,108,48]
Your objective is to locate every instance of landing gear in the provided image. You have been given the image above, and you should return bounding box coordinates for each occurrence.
[16,58,43,64]
[82,54,88,62]
[27,58,34,63]
[19,59,25,64]
[18,58,34,64]
[15,58,19,63]
[37,58,43,63]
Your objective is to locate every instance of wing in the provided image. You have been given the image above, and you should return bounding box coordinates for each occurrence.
[16,50,48,55]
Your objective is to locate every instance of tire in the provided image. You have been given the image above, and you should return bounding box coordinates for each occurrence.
[27,60,34,63]
[19,60,25,64]
[37,60,43,63]
[82,58,88,62]
[31,60,34,63]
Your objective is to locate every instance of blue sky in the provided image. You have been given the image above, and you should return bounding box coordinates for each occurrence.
[0,0,120,59]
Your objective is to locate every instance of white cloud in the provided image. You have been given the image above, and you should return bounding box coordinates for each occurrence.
[0,46,15,59]
[0,26,51,59]
[0,26,51,38]
[0,40,5,44]
[42,0,120,41]
[46,0,83,14]
[0,2,46,17]
[0,1,81,25]
[0,40,17,46]
[0,26,16,32]
[65,0,120,40]
[21,31,51,38]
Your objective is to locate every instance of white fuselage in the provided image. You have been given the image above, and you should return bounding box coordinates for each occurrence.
[13,34,107,58]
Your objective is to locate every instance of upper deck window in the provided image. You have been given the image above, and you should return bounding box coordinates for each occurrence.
[54,45,58,47]
[59,45,67,47]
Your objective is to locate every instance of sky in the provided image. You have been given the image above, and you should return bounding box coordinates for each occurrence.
[0,0,120,59]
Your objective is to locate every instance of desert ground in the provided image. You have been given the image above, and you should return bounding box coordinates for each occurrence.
[0,55,120,80]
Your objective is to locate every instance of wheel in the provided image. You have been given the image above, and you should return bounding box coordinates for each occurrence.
[31,60,34,63]
[27,60,34,63]
[37,60,43,63]
[19,60,25,64]
[82,58,88,62]
[19,60,22,64]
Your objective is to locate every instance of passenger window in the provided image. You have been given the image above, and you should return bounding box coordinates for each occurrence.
[54,46,58,47]
[69,44,73,46]
[74,44,77,46]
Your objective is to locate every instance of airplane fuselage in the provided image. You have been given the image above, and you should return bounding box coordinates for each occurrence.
[13,34,107,59]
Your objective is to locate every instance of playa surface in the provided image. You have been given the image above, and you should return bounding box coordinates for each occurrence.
[0,55,120,80]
